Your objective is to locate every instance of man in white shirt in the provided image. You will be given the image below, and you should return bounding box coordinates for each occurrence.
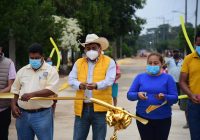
[68,34,116,140]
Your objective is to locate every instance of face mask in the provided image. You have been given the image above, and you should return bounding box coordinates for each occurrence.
[29,59,42,69]
[86,50,99,60]
[146,65,160,75]
[47,61,53,66]
[196,46,200,55]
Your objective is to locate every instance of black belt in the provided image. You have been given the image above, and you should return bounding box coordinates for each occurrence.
[20,107,50,113]
[83,103,93,107]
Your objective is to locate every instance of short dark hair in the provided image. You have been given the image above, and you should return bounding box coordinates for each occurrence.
[173,49,179,53]
[28,43,43,55]
[147,52,164,64]
[195,31,200,42]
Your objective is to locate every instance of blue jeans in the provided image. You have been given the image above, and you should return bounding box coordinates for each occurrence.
[187,100,200,140]
[16,107,53,140]
[73,106,107,140]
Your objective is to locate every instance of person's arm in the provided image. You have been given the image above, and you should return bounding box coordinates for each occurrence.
[68,62,86,90]
[0,79,14,93]
[127,75,141,101]
[21,67,59,101]
[115,64,121,81]
[115,73,121,81]
[0,61,16,92]
[180,72,199,103]
[11,70,21,118]
[179,56,200,103]
[96,59,116,89]
[11,94,21,118]
[164,76,178,105]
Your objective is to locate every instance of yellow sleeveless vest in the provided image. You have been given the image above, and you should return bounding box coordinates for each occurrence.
[75,55,112,116]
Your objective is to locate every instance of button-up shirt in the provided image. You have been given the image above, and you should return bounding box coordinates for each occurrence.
[68,58,116,103]
[11,62,59,109]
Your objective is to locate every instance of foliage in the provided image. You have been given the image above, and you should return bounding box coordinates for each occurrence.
[54,0,146,46]
[0,0,62,67]
[53,15,82,51]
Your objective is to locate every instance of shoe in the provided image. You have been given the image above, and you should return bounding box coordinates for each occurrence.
[183,124,189,129]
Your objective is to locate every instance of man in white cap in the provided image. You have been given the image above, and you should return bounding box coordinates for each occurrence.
[68,34,116,140]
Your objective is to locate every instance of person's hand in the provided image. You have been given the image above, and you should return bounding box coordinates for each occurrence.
[79,82,87,90]
[86,83,97,90]
[21,93,34,101]
[138,92,148,100]
[190,94,200,104]
[155,93,165,100]
[11,105,21,118]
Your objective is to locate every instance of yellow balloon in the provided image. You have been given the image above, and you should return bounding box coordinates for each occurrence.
[49,37,61,71]
[180,16,195,53]
[49,48,55,58]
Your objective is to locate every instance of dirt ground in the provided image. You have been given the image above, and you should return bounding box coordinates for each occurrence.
[8,57,190,140]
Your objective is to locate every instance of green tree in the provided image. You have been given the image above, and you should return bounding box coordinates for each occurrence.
[0,0,62,68]
[53,0,146,58]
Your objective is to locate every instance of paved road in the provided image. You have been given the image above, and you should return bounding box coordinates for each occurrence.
[9,58,190,140]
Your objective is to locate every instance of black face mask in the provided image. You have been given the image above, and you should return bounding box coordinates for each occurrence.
[173,54,180,59]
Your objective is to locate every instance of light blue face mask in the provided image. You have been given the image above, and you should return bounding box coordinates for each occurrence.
[146,65,160,75]
[196,46,200,55]
[29,59,42,69]
[47,61,53,66]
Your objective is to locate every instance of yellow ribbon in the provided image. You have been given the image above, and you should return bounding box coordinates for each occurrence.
[0,93,148,124]
[0,94,149,139]
[90,98,148,125]
[49,37,61,71]
[180,16,195,53]
[178,94,188,99]
[58,83,70,92]
[145,101,167,114]
[145,95,188,113]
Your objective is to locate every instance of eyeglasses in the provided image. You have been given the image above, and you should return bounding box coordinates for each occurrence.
[85,43,100,51]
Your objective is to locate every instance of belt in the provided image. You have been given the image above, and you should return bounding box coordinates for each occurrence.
[83,103,93,107]
[20,107,50,113]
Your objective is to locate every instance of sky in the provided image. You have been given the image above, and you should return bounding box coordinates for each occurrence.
[136,0,200,34]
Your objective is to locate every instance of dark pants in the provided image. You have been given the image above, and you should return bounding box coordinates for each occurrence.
[0,107,11,140]
[136,114,171,140]
[187,100,200,140]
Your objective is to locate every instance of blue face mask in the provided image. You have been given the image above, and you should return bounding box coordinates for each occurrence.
[146,65,160,75]
[29,59,42,69]
[47,61,53,66]
[196,46,200,55]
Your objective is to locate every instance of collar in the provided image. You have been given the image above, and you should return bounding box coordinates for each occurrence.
[192,52,200,58]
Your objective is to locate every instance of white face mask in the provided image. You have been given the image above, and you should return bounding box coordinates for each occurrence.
[86,50,99,60]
